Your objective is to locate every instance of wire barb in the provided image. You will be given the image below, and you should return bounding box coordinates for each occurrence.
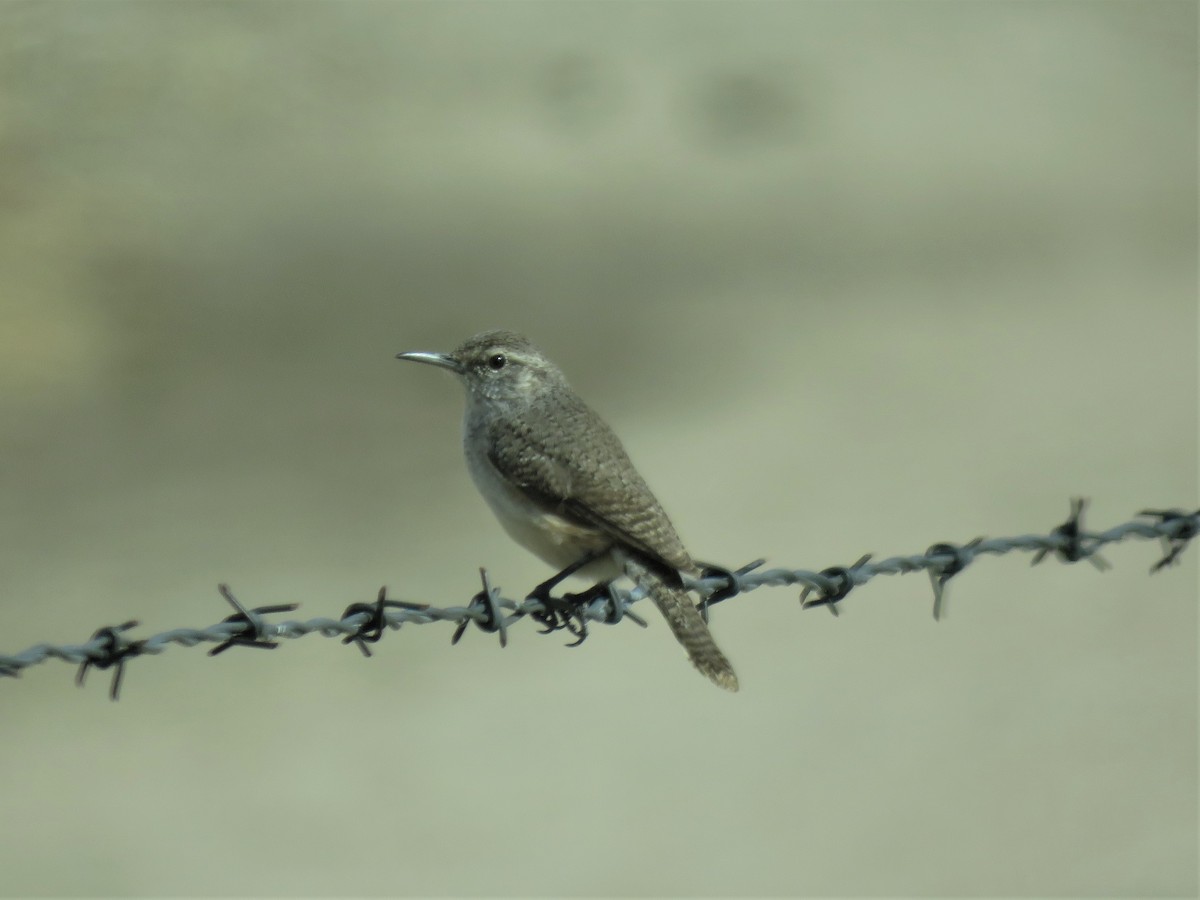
[207,584,299,656]
[75,620,144,701]
[1,501,1195,692]
[1031,497,1111,570]
[1139,508,1200,573]
[926,538,984,620]
[451,568,508,648]
[340,586,430,657]
[801,554,873,615]
[597,582,648,628]
[696,559,767,623]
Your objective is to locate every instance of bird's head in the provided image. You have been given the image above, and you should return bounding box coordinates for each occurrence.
[397,330,567,405]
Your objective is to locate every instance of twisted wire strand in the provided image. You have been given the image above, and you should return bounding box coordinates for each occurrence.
[2,501,1195,697]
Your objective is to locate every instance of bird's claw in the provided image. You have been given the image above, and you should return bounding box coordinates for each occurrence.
[526,591,589,646]
[526,580,613,648]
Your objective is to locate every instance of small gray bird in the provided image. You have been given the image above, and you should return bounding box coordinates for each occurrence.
[397,330,738,691]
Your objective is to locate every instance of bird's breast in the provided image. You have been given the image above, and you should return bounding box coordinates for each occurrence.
[462,420,617,579]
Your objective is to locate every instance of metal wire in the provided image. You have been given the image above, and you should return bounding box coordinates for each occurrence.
[2,500,1196,698]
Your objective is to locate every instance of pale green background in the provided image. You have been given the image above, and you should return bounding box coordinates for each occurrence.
[0,1,1196,896]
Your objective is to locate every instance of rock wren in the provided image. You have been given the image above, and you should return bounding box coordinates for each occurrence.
[397,330,739,691]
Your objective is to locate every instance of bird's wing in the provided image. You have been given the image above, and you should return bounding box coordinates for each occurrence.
[486,396,693,576]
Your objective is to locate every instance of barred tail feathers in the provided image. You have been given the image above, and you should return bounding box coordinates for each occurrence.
[623,557,739,692]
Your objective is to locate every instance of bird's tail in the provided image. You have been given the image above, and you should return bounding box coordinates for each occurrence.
[623,557,739,692]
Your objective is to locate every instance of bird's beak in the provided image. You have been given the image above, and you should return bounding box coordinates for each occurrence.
[395,350,465,374]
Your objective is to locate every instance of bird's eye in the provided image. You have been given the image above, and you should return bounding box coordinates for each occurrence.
[487,353,507,370]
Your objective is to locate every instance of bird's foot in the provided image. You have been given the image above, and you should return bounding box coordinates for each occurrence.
[526,579,611,648]
[522,547,613,646]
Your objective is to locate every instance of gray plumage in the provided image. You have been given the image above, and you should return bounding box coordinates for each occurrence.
[397,330,738,691]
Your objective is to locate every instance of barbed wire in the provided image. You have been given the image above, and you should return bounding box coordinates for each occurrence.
[2,499,1196,699]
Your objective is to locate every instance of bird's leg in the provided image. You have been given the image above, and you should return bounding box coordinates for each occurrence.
[527,544,610,598]
[526,545,613,645]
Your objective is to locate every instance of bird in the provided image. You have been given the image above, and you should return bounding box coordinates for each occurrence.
[396,330,739,691]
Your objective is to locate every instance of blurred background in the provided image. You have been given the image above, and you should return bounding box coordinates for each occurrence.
[0,1,1195,895]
